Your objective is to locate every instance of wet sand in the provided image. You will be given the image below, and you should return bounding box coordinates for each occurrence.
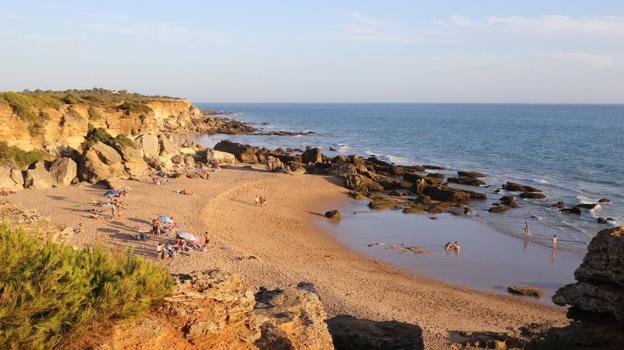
[319,200,582,302]
[7,166,569,348]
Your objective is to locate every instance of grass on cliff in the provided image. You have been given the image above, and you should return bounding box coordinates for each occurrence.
[0,225,174,350]
[82,126,137,150]
[0,141,44,168]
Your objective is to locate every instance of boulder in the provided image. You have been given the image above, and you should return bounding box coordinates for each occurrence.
[553,226,624,324]
[158,134,179,158]
[80,142,125,184]
[327,315,424,350]
[599,197,610,203]
[0,167,24,191]
[287,161,307,175]
[423,185,470,204]
[447,176,485,186]
[24,161,54,189]
[115,143,150,179]
[500,195,519,208]
[135,134,160,159]
[346,174,384,193]
[503,182,542,193]
[427,201,457,213]
[301,147,323,164]
[551,201,565,209]
[457,170,484,178]
[577,203,598,210]
[489,205,510,213]
[214,140,259,163]
[560,207,582,215]
[171,154,183,164]
[211,150,236,165]
[324,210,342,220]
[520,192,546,199]
[49,157,77,186]
[597,217,609,225]
[265,156,285,173]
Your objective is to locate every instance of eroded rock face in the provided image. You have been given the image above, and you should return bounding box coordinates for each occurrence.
[265,156,286,173]
[80,142,126,183]
[135,134,160,159]
[49,157,77,186]
[115,143,150,179]
[0,167,24,191]
[301,147,323,164]
[24,161,54,189]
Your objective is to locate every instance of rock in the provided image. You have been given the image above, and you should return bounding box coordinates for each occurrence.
[265,156,286,172]
[507,285,544,298]
[301,147,323,164]
[423,164,445,170]
[327,315,424,350]
[329,146,337,152]
[170,154,183,164]
[500,196,519,208]
[135,134,160,159]
[348,191,367,200]
[368,195,400,210]
[502,182,542,193]
[599,197,610,203]
[79,142,125,184]
[553,226,624,341]
[577,203,598,210]
[551,201,565,209]
[426,172,444,179]
[324,210,341,220]
[158,134,179,158]
[214,140,259,163]
[447,176,485,186]
[520,192,546,199]
[411,178,427,194]
[115,143,150,179]
[24,161,54,189]
[412,194,431,205]
[560,207,582,215]
[457,170,484,178]
[287,161,306,175]
[211,150,236,165]
[423,185,470,204]
[597,217,609,224]
[0,167,24,191]
[49,157,77,186]
[345,174,383,193]
[489,206,510,213]
[427,201,457,213]
[402,204,424,214]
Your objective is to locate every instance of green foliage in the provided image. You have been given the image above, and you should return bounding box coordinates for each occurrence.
[87,106,101,121]
[0,141,44,168]
[117,101,153,115]
[0,225,174,350]
[82,127,135,149]
[1,92,38,124]
[114,134,137,148]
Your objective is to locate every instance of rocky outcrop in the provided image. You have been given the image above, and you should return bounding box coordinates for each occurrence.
[423,185,470,204]
[0,167,24,191]
[158,134,179,159]
[215,140,259,164]
[327,315,424,350]
[49,157,77,186]
[24,161,54,189]
[301,147,322,164]
[135,134,160,159]
[209,150,237,165]
[79,142,126,183]
[447,176,485,186]
[502,182,542,193]
[97,270,333,350]
[265,156,286,173]
[115,143,150,179]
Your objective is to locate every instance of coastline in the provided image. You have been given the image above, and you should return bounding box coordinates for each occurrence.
[5,166,568,348]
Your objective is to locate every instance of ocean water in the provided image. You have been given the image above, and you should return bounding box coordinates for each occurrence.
[196,103,624,255]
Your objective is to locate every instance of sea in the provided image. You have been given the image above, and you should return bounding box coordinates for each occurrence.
[195,103,624,299]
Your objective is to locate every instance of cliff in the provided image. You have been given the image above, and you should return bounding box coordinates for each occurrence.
[0,90,202,152]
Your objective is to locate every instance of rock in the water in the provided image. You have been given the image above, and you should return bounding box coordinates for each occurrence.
[423,185,470,204]
[553,226,624,325]
[457,170,485,178]
[489,205,510,213]
[599,197,610,203]
[0,167,24,191]
[520,192,546,199]
[550,201,565,209]
[345,174,384,193]
[560,207,582,215]
[503,182,542,193]
[265,156,285,172]
[24,161,54,189]
[79,142,125,184]
[577,203,598,210]
[214,140,259,163]
[368,195,400,210]
[49,157,77,186]
[447,176,485,186]
[301,147,323,164]
[500,195,519,208]
[324,210,341,220]
[327,315,424,350]
[135,133,160,159]
[597,217,609,224]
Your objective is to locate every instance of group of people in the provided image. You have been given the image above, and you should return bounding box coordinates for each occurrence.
[444,241,462,253]
[524,221,558,249]
[156,230,210,260]
[254,194,267,206]
[90,189,127,220]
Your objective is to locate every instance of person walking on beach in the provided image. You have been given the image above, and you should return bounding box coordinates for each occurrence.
[524,221,531,236]
[203,232,210,252]
[157,242,165,260]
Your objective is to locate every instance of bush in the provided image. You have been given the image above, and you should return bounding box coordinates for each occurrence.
[0,141,44,167]
[1,92,38,124]
[117,101,153,115]
[87,106,101,121]
[0,225,174,349]
[82,127,136,150]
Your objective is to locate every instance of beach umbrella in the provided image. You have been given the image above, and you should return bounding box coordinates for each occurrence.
[176,231,196,241]
[159,215,173,224]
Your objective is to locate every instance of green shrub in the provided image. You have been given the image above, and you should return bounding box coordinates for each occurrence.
[0,141,44,167]
[0,225,174,350]
[114,134,136,148]
[82,127,115,149]
[1,92,38,124]
[87,106,101,121]
[117,101,153,115]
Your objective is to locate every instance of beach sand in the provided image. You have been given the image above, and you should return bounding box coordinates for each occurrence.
[7,165,568,348]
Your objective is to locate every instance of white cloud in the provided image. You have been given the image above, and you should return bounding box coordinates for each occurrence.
[341,12,423,45]
[486,15,624,36]
[539,52,616,68]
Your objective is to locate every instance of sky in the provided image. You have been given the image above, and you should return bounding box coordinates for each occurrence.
[1,0,624,103]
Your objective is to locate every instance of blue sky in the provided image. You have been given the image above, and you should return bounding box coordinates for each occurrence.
[1,0,623,103]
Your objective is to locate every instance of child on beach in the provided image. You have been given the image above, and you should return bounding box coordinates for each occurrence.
[552,234,558,249]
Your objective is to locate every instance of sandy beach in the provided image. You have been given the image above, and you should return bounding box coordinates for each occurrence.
[7,166,568,348]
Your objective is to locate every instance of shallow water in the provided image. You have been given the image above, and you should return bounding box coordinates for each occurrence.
[317,201,581,302]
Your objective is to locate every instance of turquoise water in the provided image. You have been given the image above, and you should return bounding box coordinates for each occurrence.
[196,103,624,255]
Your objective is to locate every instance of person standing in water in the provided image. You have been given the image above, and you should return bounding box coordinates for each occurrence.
[524,221,531,236]
[552,234,558,249]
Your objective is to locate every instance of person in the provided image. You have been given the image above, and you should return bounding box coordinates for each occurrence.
[203,233,210,252]
[152,218,160,236]
[454,241,461,253]
[444,242,452,251]
[524,221,531,236]
[552,234,558,249]
[255,195,261,206]
[259,195,267,206]
[157,242,165,260]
